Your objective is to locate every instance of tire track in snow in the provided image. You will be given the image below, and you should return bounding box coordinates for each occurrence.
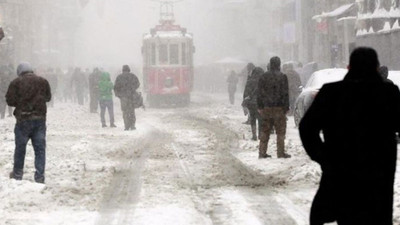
[95,126,169,225]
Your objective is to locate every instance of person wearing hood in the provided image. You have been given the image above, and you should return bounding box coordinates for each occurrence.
[6,62,51,183]
[299,47,400,225]
[98,72,116,128]
[378,66,394,84]
[114,65,140,130]
[243,67,264,140]
[257,56,290,159]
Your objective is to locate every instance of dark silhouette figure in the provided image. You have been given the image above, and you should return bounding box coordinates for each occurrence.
[257,57,290,159]
[227,71,239,105]
[299,47,400,225]
[378,65,394,84]
[243,67,264,140]
[114,65,140,131]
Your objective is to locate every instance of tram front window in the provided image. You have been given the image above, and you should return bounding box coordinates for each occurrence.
[159,44,168,65]
[170,44,179,65]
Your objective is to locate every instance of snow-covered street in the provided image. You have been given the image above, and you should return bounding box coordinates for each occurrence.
[1,93,400,224]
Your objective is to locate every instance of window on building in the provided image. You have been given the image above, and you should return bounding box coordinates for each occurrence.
[159,44,168,65]
[182,43,187,65]
[170,44,179,65]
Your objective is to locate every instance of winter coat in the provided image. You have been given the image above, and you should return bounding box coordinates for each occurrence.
[98,72,113,101]
[114,72,140,99]
[227,73,239,93]
[243,67,264,107]
[6,72,51,122]
[299,71,400,225]
[257,60,289,111]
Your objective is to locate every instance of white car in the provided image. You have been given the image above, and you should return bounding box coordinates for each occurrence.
[388,71,400,88]
[293,68,348,127]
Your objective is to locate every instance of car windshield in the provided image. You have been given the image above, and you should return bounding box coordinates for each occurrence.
[306,69,348,89]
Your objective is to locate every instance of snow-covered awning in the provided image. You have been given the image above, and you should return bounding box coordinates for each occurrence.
[313,3,355,20]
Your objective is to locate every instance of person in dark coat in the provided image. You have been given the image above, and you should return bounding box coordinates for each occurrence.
[114,65,140,130]
[6,62,51,183]
[242,63,256,124]
[299,47,400,225]
[243,67,264,140]
[70,67,88,105]
[89,68,101,113]
[283,64,302,115]
[379,66,394,84]
[257,57,290,159]
[227,71,239,105]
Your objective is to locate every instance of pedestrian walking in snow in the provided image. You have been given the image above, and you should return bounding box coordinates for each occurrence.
[379,65,394,84]
[6,62,51,183]
[283,63,302,115]
[242,67,264,141]
[257,56,290,159]
[299,47,400,225]
[98,72,116,128]
[70,67,88,105]
[89,68,101,113]
[242,63,255,125]
[227,71,239,105]
[114,65,140,130]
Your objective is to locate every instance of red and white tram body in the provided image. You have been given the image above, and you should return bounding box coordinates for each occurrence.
[142,19,194,106]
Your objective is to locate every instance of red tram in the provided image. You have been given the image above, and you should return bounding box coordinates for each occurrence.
[142,2,194,107]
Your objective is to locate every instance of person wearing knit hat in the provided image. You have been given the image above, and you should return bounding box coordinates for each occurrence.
[114,65,140,130]
[6,62,51,183]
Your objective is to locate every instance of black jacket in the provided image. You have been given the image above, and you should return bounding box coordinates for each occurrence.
[257,69,289,110]
[299,72,400,224]
[243,67,264,107]
[114,72,140,99]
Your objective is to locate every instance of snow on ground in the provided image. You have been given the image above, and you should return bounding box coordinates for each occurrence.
[0,102,151,224]
[191,92,400,225]
[1,92,400,224]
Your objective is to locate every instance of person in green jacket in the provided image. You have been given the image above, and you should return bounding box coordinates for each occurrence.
[98,72,116,128]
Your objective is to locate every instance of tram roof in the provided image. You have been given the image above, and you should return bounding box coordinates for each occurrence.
[143,31,193,40]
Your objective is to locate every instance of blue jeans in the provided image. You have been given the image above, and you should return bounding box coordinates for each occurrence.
[13,120,46,182]
[99,99,115,125]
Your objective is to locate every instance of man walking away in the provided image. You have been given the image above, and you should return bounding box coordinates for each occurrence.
[227,71,239,105]
[300,47,400,225]
[89,68,101,113]
[243,67,264,140]
[284,64,302,115]
[242,63,256,124]
[114,65,140,130]
[99,72,116,128]
[257,57,290,159]
[71,67,87,105]
[6,62,51,183]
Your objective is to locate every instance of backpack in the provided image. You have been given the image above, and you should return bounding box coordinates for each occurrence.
[132,92,144,109]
